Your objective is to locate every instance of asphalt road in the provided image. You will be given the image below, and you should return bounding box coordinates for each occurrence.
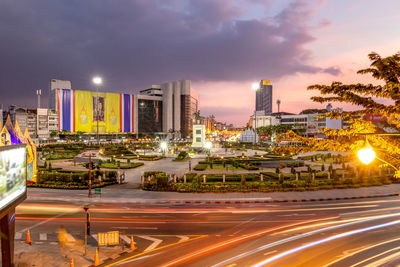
[15,196,400,266]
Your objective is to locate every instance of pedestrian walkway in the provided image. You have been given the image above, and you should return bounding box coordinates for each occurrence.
[27,183,400,204]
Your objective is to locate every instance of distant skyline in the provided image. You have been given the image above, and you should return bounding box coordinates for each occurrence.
[1,0,399,126]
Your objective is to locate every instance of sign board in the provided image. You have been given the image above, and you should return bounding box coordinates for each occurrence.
[0,145,27,218]
[98,231,120,246]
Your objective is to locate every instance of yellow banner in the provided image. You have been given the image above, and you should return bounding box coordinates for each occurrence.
[74,90,93,133]
[105,93,121,133]
[262,80,271,85]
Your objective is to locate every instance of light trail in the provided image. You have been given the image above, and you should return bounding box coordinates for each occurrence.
[253,220,400,266]
[360,250,400,267]
[349,246,400,267]
[212,211,400,267]
[325,237,400,266]
[161,217,337,267]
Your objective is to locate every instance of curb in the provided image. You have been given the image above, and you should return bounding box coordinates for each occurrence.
[27,193,400,205]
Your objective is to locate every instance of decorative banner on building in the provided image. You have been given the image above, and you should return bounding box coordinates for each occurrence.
[57,89,134,133]
[74,90,93,133]
[105,93,121,133]
[57,88,74,132]
[5,115,21,145]
[120,94,134,132]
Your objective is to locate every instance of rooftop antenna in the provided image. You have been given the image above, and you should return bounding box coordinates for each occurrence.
[36,89,42,108]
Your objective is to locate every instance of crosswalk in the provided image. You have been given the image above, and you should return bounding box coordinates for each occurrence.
[14,230,201,252]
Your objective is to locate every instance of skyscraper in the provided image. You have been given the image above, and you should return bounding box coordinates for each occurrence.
[256,80,273,115]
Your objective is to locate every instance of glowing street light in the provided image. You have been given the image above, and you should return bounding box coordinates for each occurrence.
[92,76,103,144]
[92,76,102,85]
[357,147,376,165]
[160,141,167,154]
[204,141,212,150]
[251,83,259,91]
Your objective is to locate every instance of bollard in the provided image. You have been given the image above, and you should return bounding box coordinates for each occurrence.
[70,258,74,267]
[295,172,299,181]
[379,168,382,177]
[342,171,345,179]
[184,174,187,183]
[25,229,32,245]
[328,171,331,180]
[93,248,100,266]
[130,235,135,250]
[312,172,315,181]
[174,175,176,183]
[260,174,263,182]
[203,175,206,183]
[223,174,225,183]
[141,175,144,184]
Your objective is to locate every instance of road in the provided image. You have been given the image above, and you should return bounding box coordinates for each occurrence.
[14,196,400,266]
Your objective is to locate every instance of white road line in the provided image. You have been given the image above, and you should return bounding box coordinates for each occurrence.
[15,232,22,240]
[177,236,189,242]
[66,233,75,242]
[92,234,98,242]
[50,242,57,245]
[138,236,163,251]
[120,235,132,244]
[40,233,47,241]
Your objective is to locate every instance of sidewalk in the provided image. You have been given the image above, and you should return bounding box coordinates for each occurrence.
[27,184,400,204]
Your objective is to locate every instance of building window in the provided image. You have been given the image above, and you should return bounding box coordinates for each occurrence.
[196,137,201,142]
[196,129,201,134]
[138,99,163,133]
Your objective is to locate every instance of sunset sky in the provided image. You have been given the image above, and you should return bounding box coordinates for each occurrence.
[1,0,399,126]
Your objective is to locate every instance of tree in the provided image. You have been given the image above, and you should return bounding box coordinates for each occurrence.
[283,52,400,177]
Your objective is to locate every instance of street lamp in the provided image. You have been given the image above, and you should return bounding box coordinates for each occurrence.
[160,141,167,154]
[92,76,102,145]
[251,82,259,144]
[357,139,398,171]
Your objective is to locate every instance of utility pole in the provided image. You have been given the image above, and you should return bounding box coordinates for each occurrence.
[83,206,90,256]
[88,154,92,198]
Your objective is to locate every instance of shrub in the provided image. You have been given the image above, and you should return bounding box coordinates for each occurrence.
[194,164,207,171]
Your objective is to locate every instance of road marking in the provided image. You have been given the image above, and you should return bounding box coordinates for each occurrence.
[15,232,22,240]
[40,233,47,241]
[105,235,207,267]
[352,247,400,267]
[120,235,132,244]
[92,234,98,242]
[66,233,75,242]
[177,236,189,242]
[138,236,163,251]
[326,237,400,266]
[264,250,277,256]
[50,242,57,245]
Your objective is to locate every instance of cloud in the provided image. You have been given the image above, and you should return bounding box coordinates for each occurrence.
[0,0,337,112]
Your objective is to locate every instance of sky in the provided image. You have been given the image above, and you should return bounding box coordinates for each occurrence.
[1,0,400,126]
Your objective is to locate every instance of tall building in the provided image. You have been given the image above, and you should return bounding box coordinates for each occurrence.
[50,79,199,137]
[256,80,273,115]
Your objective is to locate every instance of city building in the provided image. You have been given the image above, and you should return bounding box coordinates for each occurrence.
[192,124,206,147]
[7,106,58,139]
[251,105,343,137]
[50,79,199,137]
[256,80,273,115]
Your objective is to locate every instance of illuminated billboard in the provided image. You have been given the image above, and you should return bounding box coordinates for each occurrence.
[0,145,26,212]
[56,89,134,133]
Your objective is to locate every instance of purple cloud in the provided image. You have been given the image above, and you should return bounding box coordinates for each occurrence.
[0,0,337,109]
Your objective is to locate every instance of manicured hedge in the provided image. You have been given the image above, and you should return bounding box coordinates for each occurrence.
[193,164,207,171]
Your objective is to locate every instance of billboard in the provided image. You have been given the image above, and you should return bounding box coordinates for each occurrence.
[57,89,134,133]
[0,145,26,213]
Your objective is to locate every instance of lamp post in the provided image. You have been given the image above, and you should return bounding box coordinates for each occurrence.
[92,76,102,145]
[251,83,259,144]
[357,136,399,172]
[160,141,167,155]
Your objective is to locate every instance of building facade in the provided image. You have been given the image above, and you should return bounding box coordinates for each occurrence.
[256,80,273,115]
[7,106,58,139]
[50,79,199,137]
